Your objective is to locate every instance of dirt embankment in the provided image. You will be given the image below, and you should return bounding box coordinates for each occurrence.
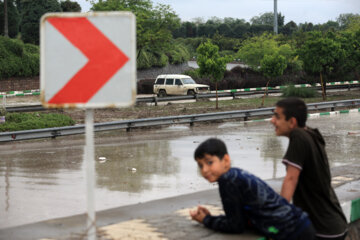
[60,90,360,124]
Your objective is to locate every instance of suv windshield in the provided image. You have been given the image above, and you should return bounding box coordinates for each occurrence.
[182,78,196,84]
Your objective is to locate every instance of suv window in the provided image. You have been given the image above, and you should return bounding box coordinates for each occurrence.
[182,78,196,84]
[156,78,165,85]
[175,79,182,85]
[166,79,174,85]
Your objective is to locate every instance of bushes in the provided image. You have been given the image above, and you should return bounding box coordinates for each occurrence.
[281,84,318,98]
[0,36,39,79]
[0,112,75,132]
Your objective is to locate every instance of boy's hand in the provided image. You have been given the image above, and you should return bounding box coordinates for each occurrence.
[190,206,211,223]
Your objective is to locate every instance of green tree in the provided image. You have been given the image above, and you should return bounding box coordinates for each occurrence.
[21,0,62,44]
[250,12,284,27]
[237,33,278,70]
[298,22,314,32]
[260,54,287,106]
[298,31,344,100]
[337,13,360,29]
[0,0,20,38]
[344,15,360,32]
[335,31,360,80]
[91,0,180,68]
[60,0,81,12]
[281,21,297,35]
[196,40,228,109]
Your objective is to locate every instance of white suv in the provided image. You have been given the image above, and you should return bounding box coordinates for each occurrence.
[153,74,210,97]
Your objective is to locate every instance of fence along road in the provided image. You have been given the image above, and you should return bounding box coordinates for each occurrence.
[3,81,360,112]
[0,99,359,142]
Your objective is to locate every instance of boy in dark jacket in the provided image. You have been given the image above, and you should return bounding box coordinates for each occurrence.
[190,138,315,240]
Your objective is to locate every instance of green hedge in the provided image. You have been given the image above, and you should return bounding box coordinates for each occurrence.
[0,112,75,132]
[281,84,318,98]
[0,36,39,79]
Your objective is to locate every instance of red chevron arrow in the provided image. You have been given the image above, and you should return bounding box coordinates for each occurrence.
[47,17,129,104]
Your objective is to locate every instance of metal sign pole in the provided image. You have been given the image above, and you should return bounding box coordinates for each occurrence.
[85,109,96,240]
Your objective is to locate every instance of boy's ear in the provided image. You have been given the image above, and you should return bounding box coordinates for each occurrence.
[223,154,231,167]
[289,116,298,128]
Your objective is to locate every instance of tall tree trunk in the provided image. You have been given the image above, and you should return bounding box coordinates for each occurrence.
[320,72,326,100]
[4,0,9,37]
[215,82,218,109]
[261,78,271,107]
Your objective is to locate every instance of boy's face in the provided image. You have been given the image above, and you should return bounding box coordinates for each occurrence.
[196,154,230,183]
[271,106,296,137]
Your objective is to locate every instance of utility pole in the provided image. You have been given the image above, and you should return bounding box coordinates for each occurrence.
[274,0,278,34]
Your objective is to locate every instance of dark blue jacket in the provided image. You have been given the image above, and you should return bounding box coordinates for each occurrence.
[203,168,310,240]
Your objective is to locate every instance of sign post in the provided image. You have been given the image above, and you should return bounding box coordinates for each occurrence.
[40,12,136,239]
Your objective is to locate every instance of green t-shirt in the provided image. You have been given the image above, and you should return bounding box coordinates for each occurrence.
[283,127,347,237]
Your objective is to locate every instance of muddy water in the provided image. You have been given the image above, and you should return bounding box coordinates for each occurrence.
[0,112,359,228]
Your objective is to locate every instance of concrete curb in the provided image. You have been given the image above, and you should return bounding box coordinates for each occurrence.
[213,80,359,94]
[0,89,40,98]
[342,198,360,223]
[242,108,360,124]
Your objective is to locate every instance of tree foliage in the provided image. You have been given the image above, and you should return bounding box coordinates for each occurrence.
[250,12,285,27]
[236,33,279,70]
[337,13,360,29]
[260,54,287,79]
[60,0,81,12]
[0,36,39,79]
[91,0,180,67]
[21,0,62,44]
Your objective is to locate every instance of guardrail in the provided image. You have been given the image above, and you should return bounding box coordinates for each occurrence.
[1,99,359,142]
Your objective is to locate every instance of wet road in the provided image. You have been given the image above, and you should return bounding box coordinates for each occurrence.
[0,112,359,229]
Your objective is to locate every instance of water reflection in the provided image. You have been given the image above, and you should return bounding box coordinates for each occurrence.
[96,141,179,192]
[260,136,285,179]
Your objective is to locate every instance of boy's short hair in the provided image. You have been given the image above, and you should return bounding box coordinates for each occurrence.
[276,97,308,127]
[194,138,228,160]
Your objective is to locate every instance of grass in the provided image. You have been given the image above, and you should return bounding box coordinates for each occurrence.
[0,112,75,132]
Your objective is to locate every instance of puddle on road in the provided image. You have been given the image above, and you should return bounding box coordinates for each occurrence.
[0,112,359,228]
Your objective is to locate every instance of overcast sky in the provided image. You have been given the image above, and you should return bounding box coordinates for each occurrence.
[77,0,360,24]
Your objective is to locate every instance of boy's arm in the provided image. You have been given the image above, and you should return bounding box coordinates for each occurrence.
[202,211,245,233]
[202,194,245,233]
[281,165,300,202]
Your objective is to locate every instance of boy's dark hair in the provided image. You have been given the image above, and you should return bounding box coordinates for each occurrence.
[276,97,307,127]
[194,138,228,160]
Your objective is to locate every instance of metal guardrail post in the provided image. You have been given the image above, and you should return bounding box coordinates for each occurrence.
[2,95,6,108]
[154,96,158,106]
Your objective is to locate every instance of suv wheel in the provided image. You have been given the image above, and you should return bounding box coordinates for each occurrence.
[158,90,167,97]
[187,90,195,96]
